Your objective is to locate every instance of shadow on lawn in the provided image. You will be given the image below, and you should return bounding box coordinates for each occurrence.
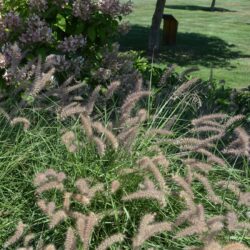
[165,5,236,12]
[119,25,249,68]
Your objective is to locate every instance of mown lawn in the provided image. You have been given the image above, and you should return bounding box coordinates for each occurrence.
[121,0,250,88]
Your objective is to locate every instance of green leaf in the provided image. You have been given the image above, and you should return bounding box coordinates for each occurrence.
[54,14,66,32]
[35,47,47,59]
[75,22,85,35]
[98,29,106,41]
[87,26,96,42]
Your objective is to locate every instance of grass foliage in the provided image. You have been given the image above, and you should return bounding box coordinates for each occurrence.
[0,79,250,249]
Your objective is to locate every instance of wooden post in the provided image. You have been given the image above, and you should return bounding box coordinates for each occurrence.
[162,15,178,46]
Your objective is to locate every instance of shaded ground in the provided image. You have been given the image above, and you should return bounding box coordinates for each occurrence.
[120,25,249,69]
[166,5,236,12]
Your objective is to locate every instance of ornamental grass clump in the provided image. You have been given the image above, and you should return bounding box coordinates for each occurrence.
[3,147,250,249]
[1,73,250,249]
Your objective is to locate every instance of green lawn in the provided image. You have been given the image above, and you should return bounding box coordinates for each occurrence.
[121,0,250,88]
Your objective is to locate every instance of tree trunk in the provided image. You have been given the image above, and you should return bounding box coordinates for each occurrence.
[148,0,166,53]
[210,0,216,11]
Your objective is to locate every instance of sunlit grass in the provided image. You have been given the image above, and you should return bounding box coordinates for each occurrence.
[121,0,250,88]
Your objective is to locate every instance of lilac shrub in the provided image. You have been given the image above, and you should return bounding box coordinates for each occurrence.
[0,0,133,97]
[19,15,53,45]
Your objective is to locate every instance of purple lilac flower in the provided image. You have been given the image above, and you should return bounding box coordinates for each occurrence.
[0,21,8,44]
[57,35,86,53]
[98,0,120,16]
[120,1,133,15]
[2,42,22,66]
[98,0,132,17]
[29,0,48,12]
[3,11,22,29]
[19,15,52,45]
[70,56,85,76]
[45,54,85,76]
[72,0,96,21]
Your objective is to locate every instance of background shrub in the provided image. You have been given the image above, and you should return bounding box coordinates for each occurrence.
[0,0,132,97]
